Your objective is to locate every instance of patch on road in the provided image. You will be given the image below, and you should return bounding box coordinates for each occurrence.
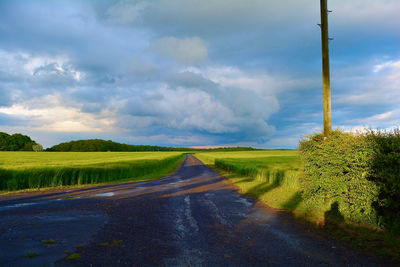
[0,209,108,266]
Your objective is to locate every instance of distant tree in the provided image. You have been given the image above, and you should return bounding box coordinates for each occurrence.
[22,142,35,151]
[32,144,43,152]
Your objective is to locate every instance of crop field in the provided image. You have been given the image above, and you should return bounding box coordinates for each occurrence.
[0,152,185,191]
[195,150,307,215]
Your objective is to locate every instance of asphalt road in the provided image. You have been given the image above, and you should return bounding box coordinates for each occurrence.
[0,154,388,266]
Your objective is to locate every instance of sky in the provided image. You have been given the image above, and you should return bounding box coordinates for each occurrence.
[0,0,399,149]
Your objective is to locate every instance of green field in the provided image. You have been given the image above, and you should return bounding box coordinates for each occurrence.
[0,152,185,191]
[195,150,310,216]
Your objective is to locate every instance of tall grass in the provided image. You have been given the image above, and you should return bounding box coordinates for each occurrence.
[196,151,303,211]
[0,151,184,169]
[196,150,299,161]
[214,156,300,190]
[0,153,185,191]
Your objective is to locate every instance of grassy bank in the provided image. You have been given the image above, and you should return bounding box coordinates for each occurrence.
[195,150,309,215]
[195,150,400,261]
[0,152,185,191]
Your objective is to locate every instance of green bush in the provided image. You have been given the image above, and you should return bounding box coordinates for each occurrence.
[300,130,378,225]
[368,129,400,232]
[300,129,400,232]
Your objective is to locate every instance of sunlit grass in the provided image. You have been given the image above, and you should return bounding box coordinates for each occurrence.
[0,152,185,191]
[195,150,308,214]
[196,150,298,162]
[0,151,183,170]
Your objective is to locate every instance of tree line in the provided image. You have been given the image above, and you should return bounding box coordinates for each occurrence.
[0,131,257,152]
[46,139,192,152]
[46,139,257,152]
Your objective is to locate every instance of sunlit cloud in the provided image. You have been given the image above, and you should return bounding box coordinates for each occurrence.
[0,95,115,133]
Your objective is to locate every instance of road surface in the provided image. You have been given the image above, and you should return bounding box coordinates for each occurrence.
[0,154,388,266]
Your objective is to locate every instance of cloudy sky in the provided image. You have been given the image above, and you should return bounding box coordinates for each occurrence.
[0,0,399,148]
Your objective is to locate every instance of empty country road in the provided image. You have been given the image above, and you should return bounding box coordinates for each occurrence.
[0,155,388,266]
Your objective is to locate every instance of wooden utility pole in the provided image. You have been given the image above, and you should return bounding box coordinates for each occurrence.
[320,0,332,138]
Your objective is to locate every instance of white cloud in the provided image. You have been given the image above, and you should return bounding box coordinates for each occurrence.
[380,60,400,83]
[117,65,281,142]
[374,61,395,73]
[0,50,83,83]
[184,66,281,118]
[189,66,279,94]
[370,111,393,121]
[0,94,115,133]
[151,37,208,65]
[343,109,400,129]
[123,86,237,133]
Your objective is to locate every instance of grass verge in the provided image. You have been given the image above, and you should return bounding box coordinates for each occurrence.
[195,151,306,212]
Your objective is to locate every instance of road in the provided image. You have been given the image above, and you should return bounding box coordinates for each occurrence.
[0,154,387,266]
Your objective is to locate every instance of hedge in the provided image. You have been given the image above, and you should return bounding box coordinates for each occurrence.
[300,129,400,233]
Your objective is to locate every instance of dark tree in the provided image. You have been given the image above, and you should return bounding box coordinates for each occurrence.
[0,131,41,151]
